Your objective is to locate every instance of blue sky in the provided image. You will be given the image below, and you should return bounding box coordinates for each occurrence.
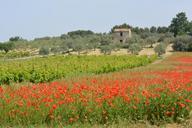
[0,0,192,42]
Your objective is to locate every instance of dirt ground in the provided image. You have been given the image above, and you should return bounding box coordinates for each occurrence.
[76,43,173,56]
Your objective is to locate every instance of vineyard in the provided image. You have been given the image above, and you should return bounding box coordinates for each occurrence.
[0,55,156,85]
[0,53,191,127]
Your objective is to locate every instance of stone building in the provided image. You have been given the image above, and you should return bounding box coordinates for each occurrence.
[113,28,132,43]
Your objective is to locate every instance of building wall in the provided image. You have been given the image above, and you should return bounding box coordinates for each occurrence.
[113,30,131,43]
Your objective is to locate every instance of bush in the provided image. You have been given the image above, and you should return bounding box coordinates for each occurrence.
[158,33,174,42]
[39,47,50,55]
[0,51,5,58]
[172,36,192,51]
[6,51,31,58]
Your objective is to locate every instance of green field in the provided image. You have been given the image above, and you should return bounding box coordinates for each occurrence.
[0,55,157,85]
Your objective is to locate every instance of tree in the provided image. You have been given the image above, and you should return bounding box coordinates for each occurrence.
[132,27,141,34]
[111,23,132,33]
[88,36,100,51]
[0,43,3,51]
[158,33,174,42]
[150,26,157,33]
[68,30,94,37]
[100,35,113,46]
[188,21,192,35]
[140,32,151,39]
[169,12,189,37]
[128,43,142,55]
[0,42,14,53]
[39,47,49,55]
[34,37,50,41]
[60,44,69,53]
[9,36,22,42]
[154,43,166,56]
[172,36,192,51]
[70,38,86,55]
[144,27,150,33]
[60,34,69,39]
[157,27,169,33]
[50,47,61,54]
[100,45,112,55]
[146,37,157,48]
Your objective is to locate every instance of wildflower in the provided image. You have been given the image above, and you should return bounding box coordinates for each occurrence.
[52,104,57,110]
[185,99,192,103]
[178,103,185,108]
[69,117,74,123]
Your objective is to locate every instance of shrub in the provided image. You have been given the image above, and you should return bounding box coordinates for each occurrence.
[6,51,31,58]
[51,47,61,54]
[158,33,174,42]
[172,36,192,51]
[39,47,50,55]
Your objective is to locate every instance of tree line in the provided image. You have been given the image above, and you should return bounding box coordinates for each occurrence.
[0,12,192,57]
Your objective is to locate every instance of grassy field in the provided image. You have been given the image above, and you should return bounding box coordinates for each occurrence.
[0,53,192,127]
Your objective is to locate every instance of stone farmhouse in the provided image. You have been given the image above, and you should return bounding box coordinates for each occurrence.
[113,28,132,43]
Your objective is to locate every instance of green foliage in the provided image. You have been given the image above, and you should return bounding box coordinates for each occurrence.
[140,32,151,39]
[0,51,5,58]
[169,12,189,37]
[0,55,156,85]
[146,36,157,48]
[158,33,174,42]
[39,47,50,55]
[150,26,157,33]
[123,35,144,52]
[0,51,31,59]
[172,36,192,51]
[3,12,192,55]
[60,34,69,39]
[157,27,169,33]
[0,42,15,53]
[5,51,31,59]
[9,36,22,42]
[128,43,142,55]
[68,38,87,55]
[68,30,94,37]
[34,37,51,41]
[132,27,142,34]
[50,47,61,54]
[188,21,192,35]
[100,35,113,46]
[110,23,132,33]
[126,35,141,45]
[154,43,167,56]
[100,45,112,55]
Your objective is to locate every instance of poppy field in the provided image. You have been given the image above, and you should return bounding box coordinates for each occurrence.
[0,53,192,127]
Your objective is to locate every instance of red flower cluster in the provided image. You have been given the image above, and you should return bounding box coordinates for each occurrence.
[0,54,192,125]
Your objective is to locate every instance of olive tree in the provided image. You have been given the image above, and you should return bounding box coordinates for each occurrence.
[39,46,49,55]
[128,43,142,55]
[154,43,167,56]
